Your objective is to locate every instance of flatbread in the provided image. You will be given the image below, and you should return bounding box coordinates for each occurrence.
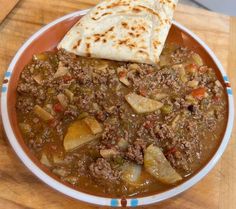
[58,0,178,65]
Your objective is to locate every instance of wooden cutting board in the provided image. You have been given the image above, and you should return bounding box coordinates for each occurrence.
[0,0,19,23]
[0,1,235,208]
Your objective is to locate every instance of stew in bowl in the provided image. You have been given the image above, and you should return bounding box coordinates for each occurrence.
[1,11,233,207]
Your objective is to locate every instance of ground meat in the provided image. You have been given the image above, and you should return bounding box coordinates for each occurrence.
[188,104,202,119]
[156,67,181,90]
[89,158,120,182]
[16,97,34,113]
[76,154,93,176]
[171,47,193,64]
[204,116,217,130]
[166,150,190,172]
[99,122,121,150]
[64,105,79,120]
[185,121,198,137]
[125,138,146,164]
[55,121,64,139]
[154,124,174,140]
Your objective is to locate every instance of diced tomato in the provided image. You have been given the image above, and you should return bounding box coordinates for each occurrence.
[191,87,206,100]
[213,95,220,102]
[147,69,153,74]
[118,71,127,78]
[165,147,177,156]
[63,75,73,82]
[53,103,64,112]
[139,87,147,96]
[143,120,154,129]
[198,66,208,74]
[185,63,197,73]
[49,119,59,127]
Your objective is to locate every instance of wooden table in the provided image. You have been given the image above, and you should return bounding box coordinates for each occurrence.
[0,0,235,208]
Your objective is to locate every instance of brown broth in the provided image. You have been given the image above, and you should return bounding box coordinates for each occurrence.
[16,46,228,197]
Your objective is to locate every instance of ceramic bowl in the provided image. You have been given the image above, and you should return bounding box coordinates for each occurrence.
[1,9,234,207]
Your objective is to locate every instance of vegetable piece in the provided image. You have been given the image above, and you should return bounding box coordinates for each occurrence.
[185,95,198,105]
[144,144,182,184]
[118,138,129,150]
[171,115,180,129]
[97,60,109,71]
[33,53,48,61]
[117,67,130,86]
[57,93,68,108]
[192,53,203,66]
[128,63,140,71]
[45,104,56,116]
[100,149,118,158]
[121,162,142,186]
[53,103,64,112]
[53,154,64,164]
[34,105,53,121]
[40,152,51,167]
[185,63,197,74]
[160,55,169,67]
[83,116,103,134]
[54,62,69,78]
[77,112,89,120]
[63,120,101,151]
[164,147,177,156]
[121,163,152,187]
[64,89,74,101]
[161,104,173,114]
[179,68,187,83]
[138,87,147,97]
[198,66,208,74]
[187,80,199,88]
[52,167,70,177]
[63,75,73,82]
[33,74,43,84]
[151,92,168,100]
[191,87,206,100]
[19,123,31,134]
[47,88,56,95]
[173,64,187,83]
[125,93,163,114]
[113,156,124,165]
[215,80,223,88]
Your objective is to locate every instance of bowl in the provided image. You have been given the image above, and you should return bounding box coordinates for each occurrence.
[1,9,234,207]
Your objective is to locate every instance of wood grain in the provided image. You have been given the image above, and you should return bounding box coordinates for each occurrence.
[0,1,235,208]
[0,0,19,23]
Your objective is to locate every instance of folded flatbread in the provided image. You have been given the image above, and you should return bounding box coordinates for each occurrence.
[58,0,178,65]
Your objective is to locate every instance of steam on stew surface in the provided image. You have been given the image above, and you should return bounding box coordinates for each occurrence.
[16,45,227,197]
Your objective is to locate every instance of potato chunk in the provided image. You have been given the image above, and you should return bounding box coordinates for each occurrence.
[57,93,68,108]
[122,163,152,187]
[33,74,43,84]
[125,93,163,114]
[40,152,51,167]
[83,116,103,134]
[64,119,101,151]
[117,67,130,86]
[54,61,68,78]
[34,105,53,121]
[122,163,141,185]
[144,145,182,184]
[100,149,118,158]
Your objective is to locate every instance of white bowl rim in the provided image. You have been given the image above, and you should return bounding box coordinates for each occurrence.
[1,9,234,207]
